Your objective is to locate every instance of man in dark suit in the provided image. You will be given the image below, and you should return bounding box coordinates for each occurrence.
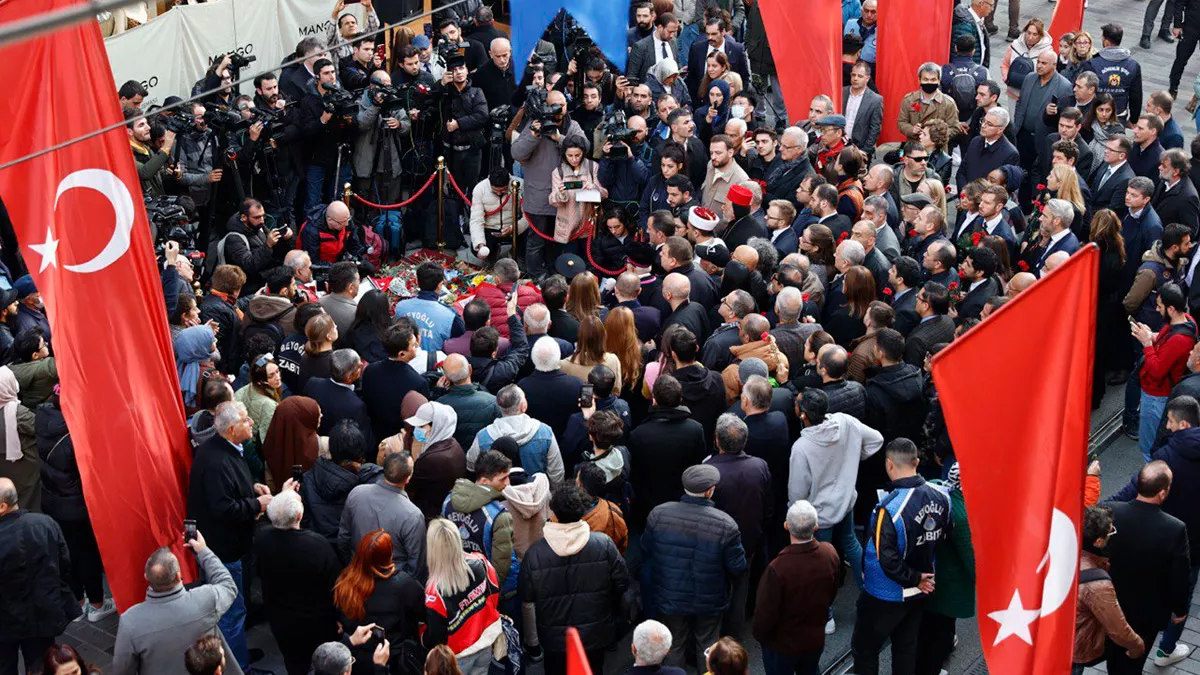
[1042,107,1094,179]
[1104,460,1192,672]
[955,247,1002,322]
[1091,135,1138,213]
[700,290,755,372]
[516,338,585,443]
[1129,113,1167,180]
[659,272,711,343]
[1034,198,1082,276]
[303,349,373,443]
[627,13,681,83]
[1154,149,1200,236]
[686,16,750,103]
[1123,177,1166,289]
[852,220,891,294]
[611,271,662,343]
[957,106,1021,185]
[903,282,956,367]
[765,199,799,256]
[888,256,923,336]
[810,184,852,240]
[843,62,884,159]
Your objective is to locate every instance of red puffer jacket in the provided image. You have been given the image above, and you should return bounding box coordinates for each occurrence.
[473,282,543,338]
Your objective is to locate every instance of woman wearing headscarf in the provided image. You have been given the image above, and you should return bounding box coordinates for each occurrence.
[0,366,39,510]
[261,396,322,493]
[174,324,219,417]
[403,401,467,519]
[695,79,731,146]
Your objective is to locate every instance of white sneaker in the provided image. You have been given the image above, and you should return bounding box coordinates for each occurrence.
[87,598,117,623]
[72,602,87,622]
[1154,644,1191,666]
[825,617,836,635]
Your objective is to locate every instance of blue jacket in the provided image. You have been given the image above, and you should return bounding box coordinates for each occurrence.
[1122,207,1165,287]
[1082,47,1143,119]
[599,151,651,204]
[641,495,748,616]
[863,475,952,602]
[845,17,876,62]
[1112,426,1200,561]
[394,291,465,351]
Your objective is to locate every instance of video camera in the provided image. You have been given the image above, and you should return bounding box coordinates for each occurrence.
[437,39,469,66]
[147,196,202,260]
[525,86,563,137]
[204,106,247,133]
[228,53,256,70]
[489,105,512,141]
[602,110,637,159]
[162,112,193,135]
[371,80,434,118]
[321,83,359,116]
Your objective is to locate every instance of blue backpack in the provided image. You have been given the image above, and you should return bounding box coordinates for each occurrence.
[372,209,403,257]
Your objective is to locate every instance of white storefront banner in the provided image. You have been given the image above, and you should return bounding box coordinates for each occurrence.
[103,0,368,105]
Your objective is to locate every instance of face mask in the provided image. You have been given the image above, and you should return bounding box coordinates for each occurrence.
[920,83,939,95]
[413,427,428,443]
[730,105,745,120]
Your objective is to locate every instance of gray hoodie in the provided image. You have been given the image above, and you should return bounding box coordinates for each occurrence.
[466,414,565,486]
[502,472,551,559]
[787,412,884,526]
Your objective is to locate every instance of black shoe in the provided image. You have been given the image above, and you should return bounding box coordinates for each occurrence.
[985,22,999,35]
[248,648,266,665]
[1123,425,1139,441]
[1107,370,1129,386]
[1007,28,1021,40]
[1140,36,1153,49]
[1161,30,1176,42]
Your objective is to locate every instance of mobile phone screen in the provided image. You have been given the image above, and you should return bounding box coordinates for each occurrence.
[580,384,594,408]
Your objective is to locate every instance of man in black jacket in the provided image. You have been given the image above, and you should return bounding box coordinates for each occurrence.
[360,322,430,442]
[296,59,356,211]
[465,292,529,393]
[187,402,278,672]
[628,375,708,524]
[218,198,293,291]
[660,273,711,344]
[1154,148,1200,236]
[956,246,1003,322]
[473,37,516,110]
[1104,460,1192,671]
[864,329,927,444]
[435,57,489,246]
[669,327,726,450]
[521,484,630,675]
[199,264,247,375]
[301,419,383,544]
[304,349,373,443]
[903,282,956,367]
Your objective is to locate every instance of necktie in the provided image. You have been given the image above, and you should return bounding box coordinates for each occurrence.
[424,63,431,74]
[1099,166,1113,189]
[661,41,669,60]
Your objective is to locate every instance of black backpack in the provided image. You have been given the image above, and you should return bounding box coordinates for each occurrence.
[947,64,979,118]
[1006,54,1034,89]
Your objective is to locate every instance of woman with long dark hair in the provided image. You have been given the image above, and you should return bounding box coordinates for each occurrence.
[38,643,99,675]
[235,355,283,449]
[550,137,608,249]
[800,224,836,288]
[589,207,633,277]
[641,144,685,216]
[1090,209,1128,409]
[565,271,609,323]
[824,266,876,347]
[342,289,393,363]
[335,529,425,675]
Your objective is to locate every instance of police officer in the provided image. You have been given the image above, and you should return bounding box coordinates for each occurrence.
[852,438,954,675]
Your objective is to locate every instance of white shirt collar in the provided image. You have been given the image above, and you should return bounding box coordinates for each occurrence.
[1130,206,1145,218]
[984,213,1004,233]
[969,278,988,292]
[1048,228,1070,247]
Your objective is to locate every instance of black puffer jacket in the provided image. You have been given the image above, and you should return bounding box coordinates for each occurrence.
[628,406,707,524]
[865,363,927,444]
[35,403,86,523]
[0,511,80,640]
[519,523,630,652]
[300,458,384,545]
[198,292,241,375]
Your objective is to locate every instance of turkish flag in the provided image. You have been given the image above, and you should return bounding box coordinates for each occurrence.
[875,0,953,145]
[566,627,593,675]
[0,1,192,610]
[759,0,842,117]
[932,245,1097,673]
[1049,0,1087,53]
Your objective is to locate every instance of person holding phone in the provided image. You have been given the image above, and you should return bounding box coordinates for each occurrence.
[550,137,609,250]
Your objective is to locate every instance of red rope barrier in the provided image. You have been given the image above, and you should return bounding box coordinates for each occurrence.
[524,212,591,243]
[584,228,628,277]
[445,171,515,216]
[350,171,437,209]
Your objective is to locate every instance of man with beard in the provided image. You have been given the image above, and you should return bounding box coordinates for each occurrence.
[628,1,656,48]
[433,55,488,249]
[720,184,767,251]
[624,83,658,128]
[701,135,749,214]
[127,109,176,199]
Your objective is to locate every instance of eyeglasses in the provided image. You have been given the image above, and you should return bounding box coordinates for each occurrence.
[908,155,930,162]
[1105,145,1127,155]
[780,143,802,150]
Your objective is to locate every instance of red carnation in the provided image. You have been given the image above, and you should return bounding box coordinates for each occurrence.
[435,360,445,370]
[802,293,810,302]
[761,331,770,342]
[948,281,959,290]
[1036,183,1046,191]
[1017,260,1030,271]
[882,287,894,296]
[837,231,849,243]
[911,102,922,112]
[908,229,918,237]
[972,232,983,246]
[945,185,953,194]
[1036,203,1045,212]
[958,270,968,279]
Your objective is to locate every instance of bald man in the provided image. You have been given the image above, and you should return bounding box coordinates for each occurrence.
[660,272,711,343]
[438,352,502,449]
[1041,250,1069,274]
[1006,271,1036,295]
[301,200,365,263]
[475,37,516,109]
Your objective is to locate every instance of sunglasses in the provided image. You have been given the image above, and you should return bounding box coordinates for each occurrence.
[253,353,275,368]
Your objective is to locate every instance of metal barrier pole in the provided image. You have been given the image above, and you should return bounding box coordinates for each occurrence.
[436,156,446,252]
[510,179,521,256]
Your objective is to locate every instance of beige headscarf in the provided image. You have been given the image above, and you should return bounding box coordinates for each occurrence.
[0,367,21,461]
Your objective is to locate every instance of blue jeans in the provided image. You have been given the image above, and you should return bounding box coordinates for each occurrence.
[216,560,249,670]
[1159,565,1200,652]
[304,164,353,212]
[1139,392,1168,462]
[817,512,863,589]
[761,645,820,675]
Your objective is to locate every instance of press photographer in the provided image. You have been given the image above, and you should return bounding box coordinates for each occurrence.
[127,108,177,198]
[326,0,380,68]
[572,82,606,143]
[252,72,302,221]
[511,88,587,278]
[436,18,487,73]
[352,71,411,207]
[339,34,384,93]
[469,167,524,264]
[215,198,294,290]
[597,113,652,204]
[433,53,488,250]
[297,59,356,211]
[175,102,223,219]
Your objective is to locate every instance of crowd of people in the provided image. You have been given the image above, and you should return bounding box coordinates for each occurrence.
[7,0,1200,674]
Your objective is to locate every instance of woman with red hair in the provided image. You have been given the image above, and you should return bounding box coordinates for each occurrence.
[334,529,424,675]
[38,643,99,675]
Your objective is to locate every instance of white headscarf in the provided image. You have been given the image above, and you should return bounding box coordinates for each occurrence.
[422,401,458,447]
[0,367,21,461]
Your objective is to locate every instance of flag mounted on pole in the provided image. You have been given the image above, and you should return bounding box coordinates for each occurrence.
[1049,0,1087,52]
[759,0,842,116]
[932,245,1098,674]
[0,0,193,610]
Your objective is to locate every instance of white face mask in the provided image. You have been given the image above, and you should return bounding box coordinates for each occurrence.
[730,105,745,121]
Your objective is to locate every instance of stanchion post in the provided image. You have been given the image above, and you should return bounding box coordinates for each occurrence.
[436,156,446,252]
[343,182,352,202]
[510,179,520,256]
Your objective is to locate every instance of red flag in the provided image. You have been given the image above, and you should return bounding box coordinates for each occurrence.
[759,0,842,117]
[875,0,953,145]
[932,245,1097,674]
[0,1,192,610]
[566,627,593,675]
[1049,0,1086,52]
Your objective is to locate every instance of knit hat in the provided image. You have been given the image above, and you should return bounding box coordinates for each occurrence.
[13,275,36,299]
[737,357,770,383]
[727,183,753,207]
[688,206,720,232]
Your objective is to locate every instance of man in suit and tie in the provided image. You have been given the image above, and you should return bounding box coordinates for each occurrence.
[1034,199,1082,276]
[888,256,923,335]
[862,195,900,261]
[955,246,1003,322]
[1103,460,1192,673]
[975,185,1018,252]
[852,220,891,293]
[1092,135,1138,213]
[903,281,956,366]
[1042,108,1095,180]
[686,16,750,103]
[303,349,373,443]
[765,199,800,256]
[843,61,884,159]
[958,106,1021,185]
[1154,149,1200,236]
[627,12,681,83]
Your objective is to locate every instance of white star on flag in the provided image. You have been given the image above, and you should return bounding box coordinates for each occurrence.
[988,589,1040,646]
[28,227,59,272]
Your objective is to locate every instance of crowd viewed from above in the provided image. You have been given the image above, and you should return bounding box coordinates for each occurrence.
[8,0,1200,673]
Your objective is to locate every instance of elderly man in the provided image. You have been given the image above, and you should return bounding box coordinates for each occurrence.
[1007,271,1037,295]
[629,620,685,675]
[438,353,501,449]
[467,384,565,485]
[283,250,319,303]
[852,220,891,291]
[1014,51,1072,199]
[474,37,515,109]
[1035,198,1081,276]
[517,337,585,443]
[753,500,840,675]
[305,348,371,439]
[862,195,900,261]
[923,239,959,288]
[766,127,813,206]
[310,640,389,675]
[958,106,1020,184]
[112,530,244,675]
[897,62,961,142]
[339,452,425,572]
[187,402,277,673]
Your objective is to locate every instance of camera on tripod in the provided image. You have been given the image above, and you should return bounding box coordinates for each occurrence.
[228,53,256,70]
[321,84,359,116]
[489,105,512,141]
[602,110,637,159]
[147,196,201,258]
[162,112,193,135]
[525,86,563,137]
[204,106,247,133]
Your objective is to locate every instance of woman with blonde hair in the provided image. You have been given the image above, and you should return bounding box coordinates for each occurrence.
[565,271,608,323]
[561,316,623,392]
[299,312,337,391]
[1061,31,1098,81]
[1046,164,1089,239]
[918,178,949,220]
[604,307,643,395]
[423,518,505,675]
